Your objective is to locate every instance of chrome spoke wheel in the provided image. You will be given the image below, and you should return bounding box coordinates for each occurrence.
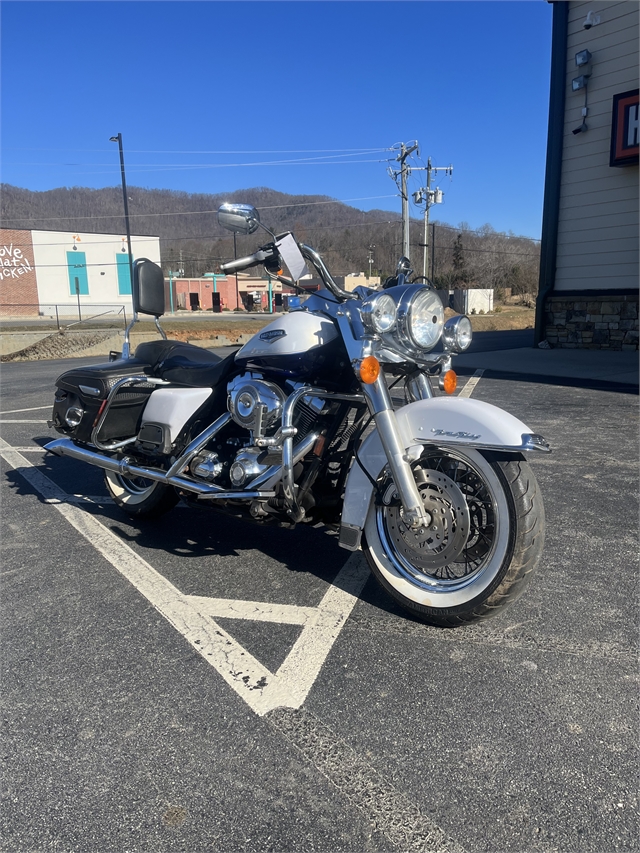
[113,473,156,496]
[104,469,179,518]
[362,445,545,626]
[377,450,503,595]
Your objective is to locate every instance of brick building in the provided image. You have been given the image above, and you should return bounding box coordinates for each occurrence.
[172,272,290,313]
[0,229,39,316]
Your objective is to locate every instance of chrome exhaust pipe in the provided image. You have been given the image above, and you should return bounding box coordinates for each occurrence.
[44,438,275,499]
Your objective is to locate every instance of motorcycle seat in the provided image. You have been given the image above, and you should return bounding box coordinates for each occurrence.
[158,350,239,388]
[135,339,238,388]
[135,338,219,367]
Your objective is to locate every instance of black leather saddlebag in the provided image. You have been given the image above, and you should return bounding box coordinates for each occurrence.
[51,357,155,444]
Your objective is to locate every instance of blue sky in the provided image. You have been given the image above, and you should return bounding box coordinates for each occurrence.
[1,1,552,238]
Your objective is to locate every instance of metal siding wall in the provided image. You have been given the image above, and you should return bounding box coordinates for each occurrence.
[555,0,639,292]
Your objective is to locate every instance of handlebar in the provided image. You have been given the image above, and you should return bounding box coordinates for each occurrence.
[299,244,356,302]
[220,240,357,303]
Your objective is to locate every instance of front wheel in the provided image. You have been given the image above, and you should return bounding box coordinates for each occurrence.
[104,470,179,519]
[363,448,545,627]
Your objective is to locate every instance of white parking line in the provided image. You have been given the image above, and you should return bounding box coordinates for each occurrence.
[458,369,484,398]
[0,405,52,414]
[189,597,319,625]
[0,419,49,424]
[0,437,368,716]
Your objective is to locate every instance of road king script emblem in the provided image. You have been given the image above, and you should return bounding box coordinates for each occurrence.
[260,329,287,342]
[431,428,482,440]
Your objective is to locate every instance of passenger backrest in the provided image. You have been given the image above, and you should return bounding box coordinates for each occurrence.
[133,259,166,317]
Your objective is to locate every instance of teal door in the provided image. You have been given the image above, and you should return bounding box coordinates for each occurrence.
[116,253,132,295]
[67,251,89,295]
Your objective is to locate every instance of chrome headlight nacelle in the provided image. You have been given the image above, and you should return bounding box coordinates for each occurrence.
[442,314,473,353]
[362,285,445,358]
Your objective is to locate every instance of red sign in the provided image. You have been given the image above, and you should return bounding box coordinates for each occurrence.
[610,89,639,167]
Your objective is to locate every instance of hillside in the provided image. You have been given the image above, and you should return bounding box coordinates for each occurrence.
[1,184,540,293]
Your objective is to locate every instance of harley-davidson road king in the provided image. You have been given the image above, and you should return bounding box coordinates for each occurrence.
[46,203,549,626]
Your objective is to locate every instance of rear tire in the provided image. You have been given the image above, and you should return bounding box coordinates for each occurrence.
[104,470,179,519]
[363,448,545,627]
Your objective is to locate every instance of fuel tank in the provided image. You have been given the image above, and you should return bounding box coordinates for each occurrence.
[234,310,348,383]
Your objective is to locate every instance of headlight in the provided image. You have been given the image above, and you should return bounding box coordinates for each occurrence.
[371,284,445,361]
[442,315,473,352]
[407,288,444,350]
[362,292,397,334]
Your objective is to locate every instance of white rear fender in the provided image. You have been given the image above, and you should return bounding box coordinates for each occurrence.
[338,396,549,551]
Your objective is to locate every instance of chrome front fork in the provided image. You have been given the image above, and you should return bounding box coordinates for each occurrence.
[362,374,431,530]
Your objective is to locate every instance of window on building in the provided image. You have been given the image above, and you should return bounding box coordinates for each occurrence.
[116,253,132,295]
[67,251,89,295]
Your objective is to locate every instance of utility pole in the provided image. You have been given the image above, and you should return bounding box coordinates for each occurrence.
[423,158,432,281]
[389,141,419,261]
[367,245,375,279]
[413,160,453,280]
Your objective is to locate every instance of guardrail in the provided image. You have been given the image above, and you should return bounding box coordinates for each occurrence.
[1,303,129,330]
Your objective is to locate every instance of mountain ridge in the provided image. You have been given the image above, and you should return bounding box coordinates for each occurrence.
[0,183,539,290]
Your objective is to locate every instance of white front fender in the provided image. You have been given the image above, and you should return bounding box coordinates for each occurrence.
[338,396,549,551]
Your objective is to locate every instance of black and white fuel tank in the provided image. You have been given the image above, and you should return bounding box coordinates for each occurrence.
[234,310,348,384]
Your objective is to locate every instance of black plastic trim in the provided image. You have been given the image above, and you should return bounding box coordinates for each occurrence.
[535,1,569,345]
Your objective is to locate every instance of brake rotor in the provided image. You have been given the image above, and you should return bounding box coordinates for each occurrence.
[383,468,471,571]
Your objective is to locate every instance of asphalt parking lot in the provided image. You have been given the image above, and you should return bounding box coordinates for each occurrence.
[1,352,638,853]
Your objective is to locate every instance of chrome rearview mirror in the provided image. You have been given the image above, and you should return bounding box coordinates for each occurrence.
[396,256,413,277]
[217,203,261,235]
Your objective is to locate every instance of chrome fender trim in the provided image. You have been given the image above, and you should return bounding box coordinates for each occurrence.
[338,397,550,551]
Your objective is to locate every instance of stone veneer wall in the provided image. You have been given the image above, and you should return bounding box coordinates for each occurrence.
[544,293,639,350]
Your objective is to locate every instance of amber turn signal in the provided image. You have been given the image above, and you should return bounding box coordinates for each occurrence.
[358,355,381,384]
[441,369,457,395]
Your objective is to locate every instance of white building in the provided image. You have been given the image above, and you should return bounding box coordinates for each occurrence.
[0,227,161,317]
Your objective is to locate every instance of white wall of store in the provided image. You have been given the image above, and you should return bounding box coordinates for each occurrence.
[32,230,161,310]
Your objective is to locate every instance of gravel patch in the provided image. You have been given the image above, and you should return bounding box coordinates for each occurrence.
[1,331,115,362]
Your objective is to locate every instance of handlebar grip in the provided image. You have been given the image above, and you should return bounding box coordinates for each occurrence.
[220,251,266,274]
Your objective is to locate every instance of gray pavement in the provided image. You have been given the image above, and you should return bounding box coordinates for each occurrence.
[0,344,638,853]
[454,344,639,389]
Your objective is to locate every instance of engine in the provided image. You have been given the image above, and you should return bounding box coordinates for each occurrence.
[220,374,325,488]
[189,374,327,491]
[227,374,286,436]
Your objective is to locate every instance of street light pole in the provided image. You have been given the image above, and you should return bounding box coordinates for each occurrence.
[109,133,134,294]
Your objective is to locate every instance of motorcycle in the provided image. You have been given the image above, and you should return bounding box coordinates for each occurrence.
[46,202,549,626]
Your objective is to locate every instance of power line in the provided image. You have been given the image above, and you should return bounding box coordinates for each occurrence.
[4,146,393,155]
[0,195,400,224]
[7,151,391,168]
